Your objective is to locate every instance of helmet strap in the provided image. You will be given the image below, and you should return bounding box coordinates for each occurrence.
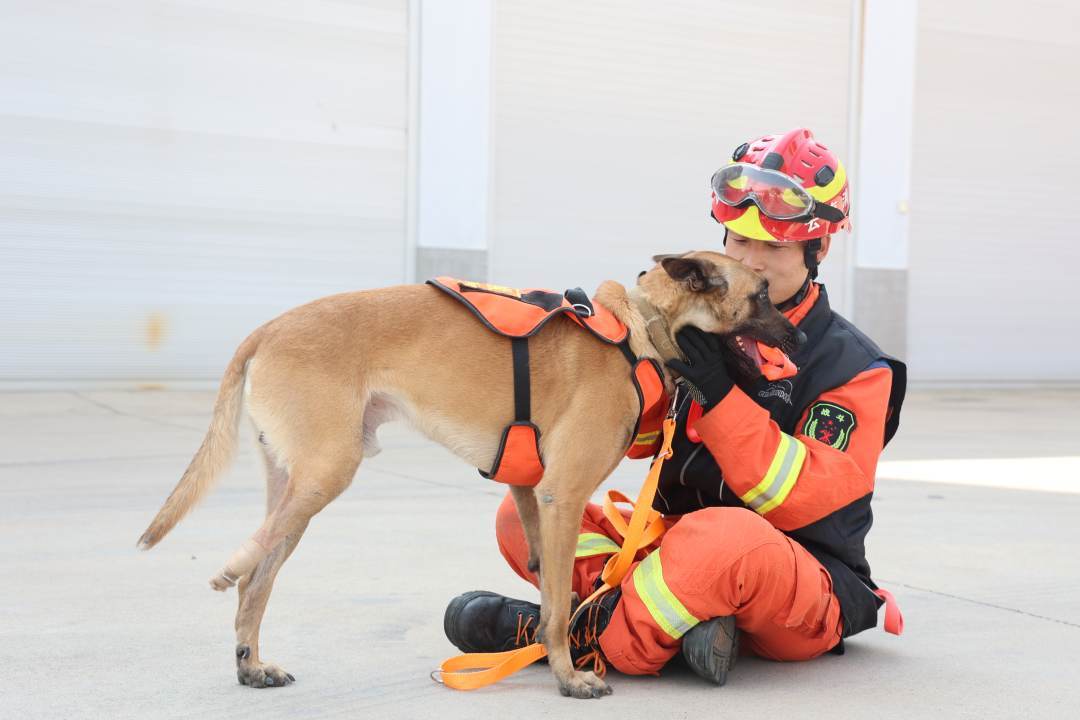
[803,238,822,280]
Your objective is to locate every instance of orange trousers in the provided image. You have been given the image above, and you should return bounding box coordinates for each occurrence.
[495,492,843,675]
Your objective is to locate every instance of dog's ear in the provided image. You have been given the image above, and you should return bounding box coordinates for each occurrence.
[651,253,686,264]
[660,256,727,294]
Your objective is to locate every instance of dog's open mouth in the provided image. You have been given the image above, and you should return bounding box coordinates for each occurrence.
[729,335,797,381]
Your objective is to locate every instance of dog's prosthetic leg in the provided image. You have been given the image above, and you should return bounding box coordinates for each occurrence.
[209,538,267,591]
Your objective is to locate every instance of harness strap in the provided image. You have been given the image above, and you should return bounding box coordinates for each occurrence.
[511,337,530,422]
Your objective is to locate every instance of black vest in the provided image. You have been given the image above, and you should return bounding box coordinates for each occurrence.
[654,285,906,638]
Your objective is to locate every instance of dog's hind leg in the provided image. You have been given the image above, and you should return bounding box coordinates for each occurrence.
[217,432,362,688]
[509,485,542,575]
[230,443,303,687]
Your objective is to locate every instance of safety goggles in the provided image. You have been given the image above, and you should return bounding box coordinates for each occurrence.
[711,163,846,223]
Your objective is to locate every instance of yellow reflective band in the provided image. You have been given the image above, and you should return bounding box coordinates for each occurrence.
[457,280,522,297]
[631,551,699,640]
[806,161,846,202]
[575,533,621,558]
[721,204,774,241]
[633,431,660,446]
[739,433,807,515]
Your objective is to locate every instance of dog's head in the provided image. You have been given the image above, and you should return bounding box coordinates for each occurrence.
[638,251,806,382]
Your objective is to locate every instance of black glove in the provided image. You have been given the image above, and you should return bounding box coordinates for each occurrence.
[665,327,734,411]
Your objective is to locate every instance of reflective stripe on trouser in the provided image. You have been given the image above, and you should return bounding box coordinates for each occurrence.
[576,532,621,558]
[630,550,699,640]
[739,432,807,515]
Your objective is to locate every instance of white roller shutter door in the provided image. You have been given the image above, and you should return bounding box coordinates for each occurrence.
[0,0,408,383]
[908,1,1080,382]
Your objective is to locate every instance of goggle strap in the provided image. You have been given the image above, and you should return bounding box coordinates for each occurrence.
[811,203,846,223]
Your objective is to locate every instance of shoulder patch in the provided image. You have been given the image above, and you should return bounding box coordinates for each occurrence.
[803,402,857,451]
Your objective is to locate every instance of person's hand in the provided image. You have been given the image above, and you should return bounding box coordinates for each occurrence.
[665,327,735,411]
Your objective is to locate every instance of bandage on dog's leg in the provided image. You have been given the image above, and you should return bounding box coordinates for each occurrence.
[210,538,267,591]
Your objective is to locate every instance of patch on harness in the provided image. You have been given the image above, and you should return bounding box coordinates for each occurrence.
[458,280,522,298]
[803,402,857,451]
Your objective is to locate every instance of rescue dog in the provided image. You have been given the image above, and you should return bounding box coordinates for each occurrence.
[137,251,802,698]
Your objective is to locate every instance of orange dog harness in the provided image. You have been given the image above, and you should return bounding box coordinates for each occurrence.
[427,277,669,486]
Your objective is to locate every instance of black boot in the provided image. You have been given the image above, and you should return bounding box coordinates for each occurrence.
[443,588,621,662]
[444,590,543,654]
[680,615,739,685]
[567,589,621,674]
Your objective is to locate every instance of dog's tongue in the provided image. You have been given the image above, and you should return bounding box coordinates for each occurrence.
[735,336,798,381]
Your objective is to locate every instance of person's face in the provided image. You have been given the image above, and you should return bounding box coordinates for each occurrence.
[723,230,830,304]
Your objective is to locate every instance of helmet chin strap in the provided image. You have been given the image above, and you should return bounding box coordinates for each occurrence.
[803,238,822,280]
[775,272,813,312]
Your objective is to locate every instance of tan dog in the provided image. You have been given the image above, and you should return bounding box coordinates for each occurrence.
[137,251,801,698]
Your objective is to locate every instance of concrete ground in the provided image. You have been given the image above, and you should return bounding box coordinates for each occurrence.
[1,387,1078,719]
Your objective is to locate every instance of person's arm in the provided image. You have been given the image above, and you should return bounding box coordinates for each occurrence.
[691,364,892,531]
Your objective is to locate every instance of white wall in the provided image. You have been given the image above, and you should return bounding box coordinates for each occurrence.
[4,0,1076,385]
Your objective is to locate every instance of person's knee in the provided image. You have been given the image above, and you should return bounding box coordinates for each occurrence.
[662,507,788,594]
[672,506,780,552]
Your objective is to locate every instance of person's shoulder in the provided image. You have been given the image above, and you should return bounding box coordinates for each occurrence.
[817,310,892,376]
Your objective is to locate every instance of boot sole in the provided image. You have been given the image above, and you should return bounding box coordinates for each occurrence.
[681,616,739,686]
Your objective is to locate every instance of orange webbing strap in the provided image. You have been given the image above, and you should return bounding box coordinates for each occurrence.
[601,490,667,551]
[435,417,677,690]
[434,644,548,690]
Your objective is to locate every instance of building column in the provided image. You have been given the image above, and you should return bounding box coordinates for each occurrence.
[851,0,918,358]
[412,0,493,282]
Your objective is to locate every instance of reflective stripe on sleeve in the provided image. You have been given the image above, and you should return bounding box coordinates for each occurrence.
[632,430,660,446]
[739,433,807,515]
[575,532,622,558]
[631,550,699,640]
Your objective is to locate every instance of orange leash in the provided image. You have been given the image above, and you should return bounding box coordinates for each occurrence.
[435,416,677,690]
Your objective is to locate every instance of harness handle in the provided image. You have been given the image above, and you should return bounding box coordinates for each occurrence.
[564,287,594,317]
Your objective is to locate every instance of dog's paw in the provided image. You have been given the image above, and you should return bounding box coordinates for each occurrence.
[558,670,612,699]
[236,649,294,689]
[209,571,238,591]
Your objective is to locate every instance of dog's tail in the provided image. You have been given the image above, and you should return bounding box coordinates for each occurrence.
[137,327,264,551]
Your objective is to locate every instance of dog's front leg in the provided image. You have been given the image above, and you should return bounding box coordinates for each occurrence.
[535,480,612,699]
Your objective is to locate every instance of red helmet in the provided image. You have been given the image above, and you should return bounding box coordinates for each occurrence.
[710,128,850,242]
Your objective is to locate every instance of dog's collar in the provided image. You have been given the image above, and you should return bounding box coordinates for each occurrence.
[628,287,684,364]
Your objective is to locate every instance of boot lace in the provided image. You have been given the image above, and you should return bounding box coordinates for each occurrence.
[514,612,539,647]
[569,601,608,678]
